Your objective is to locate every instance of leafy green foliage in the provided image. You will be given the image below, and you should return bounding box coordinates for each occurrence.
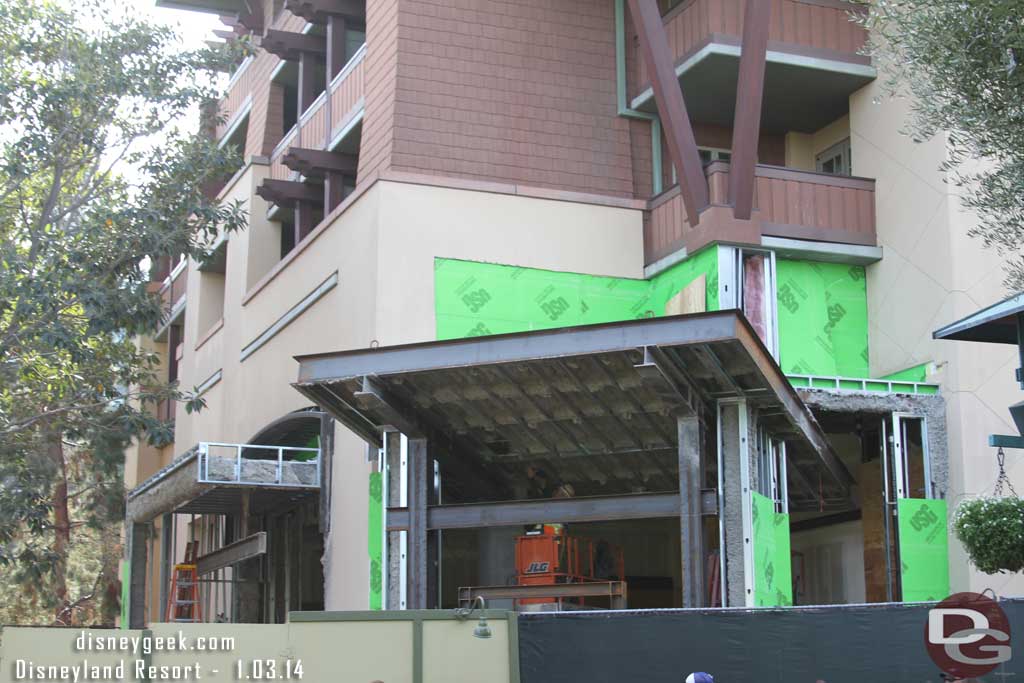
[861,0,1024,290]
[953,497,1024,574]
[0,0,249,624]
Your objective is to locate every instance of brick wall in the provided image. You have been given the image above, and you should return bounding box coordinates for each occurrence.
[358,0,400,181]
[388,0,636,197]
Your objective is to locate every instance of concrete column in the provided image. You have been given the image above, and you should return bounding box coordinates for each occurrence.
[407,437,429,609]
[385,432,402,609]
[678,416,704,607]
[128,523,149,628]
[719,401,753,607]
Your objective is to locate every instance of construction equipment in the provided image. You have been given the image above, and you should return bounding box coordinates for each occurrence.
[166,542,202,623]
[514,526,625,608]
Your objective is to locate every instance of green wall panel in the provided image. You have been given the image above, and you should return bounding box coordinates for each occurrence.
[775,259,869,378]
[368,471,383,610]
[881,362,930,383]
[435,248,718,341]
[898,498,950,602]
[434,253,872,382]
[751,492,793,607]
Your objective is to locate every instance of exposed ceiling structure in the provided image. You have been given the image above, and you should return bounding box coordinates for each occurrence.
[293,312,854,506]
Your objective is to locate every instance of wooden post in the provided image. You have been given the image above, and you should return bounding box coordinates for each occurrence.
[326,14,348,81]
[627,0,708,224]
[295,201,316,244]
[729,0,772,219]
[407,437,428,609]
[678,416,704,607]
[297,50,319,114]
[324,173,347,213]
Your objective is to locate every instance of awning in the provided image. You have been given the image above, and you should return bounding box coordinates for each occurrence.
[933,292,1024,344]
[293,311,853,504]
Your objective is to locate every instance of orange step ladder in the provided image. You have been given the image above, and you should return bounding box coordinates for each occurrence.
[166,542,202,623]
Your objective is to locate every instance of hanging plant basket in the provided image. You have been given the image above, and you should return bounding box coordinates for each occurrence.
[953,497,1024,574]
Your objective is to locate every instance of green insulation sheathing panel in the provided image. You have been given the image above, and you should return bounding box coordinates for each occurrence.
[368,471,383,609]
[881,362,931,383]
[897,498,950,602]
[120,560,130,629]
[435,253,872,384]
[435,248,719,340]
[751,492,793,607]
[776,260,869,378]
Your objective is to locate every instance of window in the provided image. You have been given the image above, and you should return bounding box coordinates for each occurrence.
[816,138,851,176]
[698,147,732,165]
[659,0,685,14]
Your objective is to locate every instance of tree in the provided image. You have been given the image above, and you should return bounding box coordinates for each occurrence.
[0,0,248,625]
[861,0,1024,290]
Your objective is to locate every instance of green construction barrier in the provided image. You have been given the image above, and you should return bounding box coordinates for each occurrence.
[751,492,793,607]
[898,498,950,602]
[435,248,718,340]
[775,260,869,378]
[368,471,383,609]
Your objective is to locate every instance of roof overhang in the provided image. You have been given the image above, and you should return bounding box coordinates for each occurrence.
[155,0,245,15]
[293,311,853,502]
[630,37,876,134]
[933,292,1024,345]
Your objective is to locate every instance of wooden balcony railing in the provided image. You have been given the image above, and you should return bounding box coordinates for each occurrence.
[645,162,875,264]
[631,0,868,99]
[270,43,365,181]
[159,259,188,313]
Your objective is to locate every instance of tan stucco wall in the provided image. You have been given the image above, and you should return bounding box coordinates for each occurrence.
[851,86,1024,597]
[373,181,645,347]
[131,172,644,612]
[784,115,851,172]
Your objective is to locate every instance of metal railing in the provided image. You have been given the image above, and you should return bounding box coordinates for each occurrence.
[197,442,321,488]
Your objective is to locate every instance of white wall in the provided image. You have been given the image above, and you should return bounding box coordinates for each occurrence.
[850,83,1024,597]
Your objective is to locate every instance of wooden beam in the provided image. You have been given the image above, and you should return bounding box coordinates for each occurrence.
[282,148,359,177]
[285,0,365,24]
[729,0,772,219]
[236,2,263,33]
[261,29,326,62]
[255,179,322,208]
[627,0,708,224]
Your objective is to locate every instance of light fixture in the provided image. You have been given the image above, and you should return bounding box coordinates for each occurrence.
[453,595,492,639]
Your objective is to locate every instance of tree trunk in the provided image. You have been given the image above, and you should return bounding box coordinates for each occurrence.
[48,431,70,624]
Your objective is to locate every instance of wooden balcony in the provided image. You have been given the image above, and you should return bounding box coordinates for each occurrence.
[159,259,188,314]
[628,0,874,133]
[270,43,365,181]
[645,161,875,264]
